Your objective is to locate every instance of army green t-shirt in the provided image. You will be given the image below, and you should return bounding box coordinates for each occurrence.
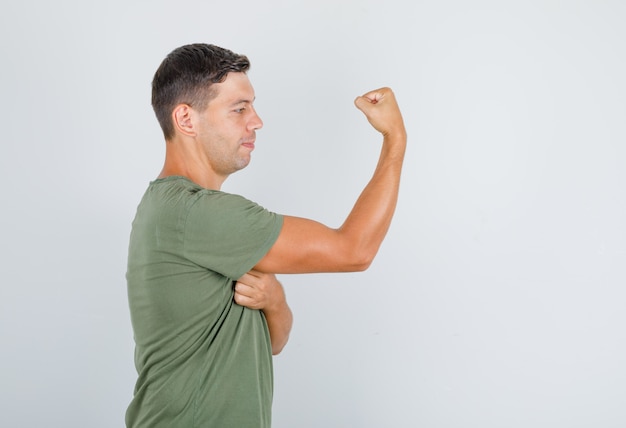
[126,176,283,427]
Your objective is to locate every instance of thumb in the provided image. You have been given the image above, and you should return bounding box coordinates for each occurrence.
[354,88,387,110]
[354,95,373,113]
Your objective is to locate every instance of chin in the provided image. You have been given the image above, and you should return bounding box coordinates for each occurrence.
[233,158,251,173]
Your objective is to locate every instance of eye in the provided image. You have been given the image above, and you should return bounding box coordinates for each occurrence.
[234,107,246,114]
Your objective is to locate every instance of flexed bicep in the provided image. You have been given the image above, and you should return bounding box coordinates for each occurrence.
[256,87,406,276]
[254,215,371,274]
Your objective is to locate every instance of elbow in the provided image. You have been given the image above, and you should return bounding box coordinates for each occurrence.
[339,258,372,273]
[347,246,377,272]
[351,256,373,272]
[357,262,373,272]
[271,337,289,356]
[335,230,379,272]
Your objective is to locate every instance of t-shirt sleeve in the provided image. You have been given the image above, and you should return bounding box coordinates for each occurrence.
[182,191,283,280]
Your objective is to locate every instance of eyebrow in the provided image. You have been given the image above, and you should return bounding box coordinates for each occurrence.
[229,97,255,107]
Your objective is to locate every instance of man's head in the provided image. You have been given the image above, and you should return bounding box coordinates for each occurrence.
[152,43,250,140]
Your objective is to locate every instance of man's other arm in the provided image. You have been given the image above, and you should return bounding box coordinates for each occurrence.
[234,271,293,355]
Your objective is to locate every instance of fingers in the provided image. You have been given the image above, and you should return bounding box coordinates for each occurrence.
[354,87,405,137]
[233,278,260,307]
[234,271,280,310]
[236,270,269,294]
[233,283,258,308]
[354,87,389,110]
[233,281,253,298]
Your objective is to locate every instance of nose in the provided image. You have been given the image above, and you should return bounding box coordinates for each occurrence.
[248,107,263,131]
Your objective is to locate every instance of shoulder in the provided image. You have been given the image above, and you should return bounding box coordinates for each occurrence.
[188,188,262,213]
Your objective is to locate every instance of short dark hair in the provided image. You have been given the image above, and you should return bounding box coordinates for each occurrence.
[151,43,250,140]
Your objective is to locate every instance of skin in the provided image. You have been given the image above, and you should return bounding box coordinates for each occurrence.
[159,71,406,355]
[158,72,262,189]
[234,270,292,355]
[255,88,406,274]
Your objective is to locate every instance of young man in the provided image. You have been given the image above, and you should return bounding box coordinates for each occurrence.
[126,43,406,427]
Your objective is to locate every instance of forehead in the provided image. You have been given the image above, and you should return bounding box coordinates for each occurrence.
[211,72,255,105]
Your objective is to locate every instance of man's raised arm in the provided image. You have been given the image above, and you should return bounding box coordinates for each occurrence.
[255,87,407,274]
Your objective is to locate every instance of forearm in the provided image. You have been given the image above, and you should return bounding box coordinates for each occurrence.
[338,132,406,267]
[263,300,293,355]
[234,271,293,354]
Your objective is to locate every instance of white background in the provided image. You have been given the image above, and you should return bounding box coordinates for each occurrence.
[2,1,625,427]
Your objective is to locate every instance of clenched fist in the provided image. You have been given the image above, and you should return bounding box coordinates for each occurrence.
[354,87,406,140]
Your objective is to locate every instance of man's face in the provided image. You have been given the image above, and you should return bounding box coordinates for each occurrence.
[193,72,263,177]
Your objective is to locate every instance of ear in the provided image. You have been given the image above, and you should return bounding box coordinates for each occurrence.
[172,104,196,137]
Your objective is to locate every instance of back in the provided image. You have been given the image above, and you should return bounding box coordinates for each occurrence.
[126,176,283,427]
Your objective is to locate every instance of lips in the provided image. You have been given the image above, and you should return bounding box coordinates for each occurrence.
[241,140,255,150]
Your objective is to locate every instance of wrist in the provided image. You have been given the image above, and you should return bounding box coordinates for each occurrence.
[263,297,289,316]
[382,127,407,142]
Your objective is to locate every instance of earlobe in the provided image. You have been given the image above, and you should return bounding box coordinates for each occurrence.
[172,104,196,137]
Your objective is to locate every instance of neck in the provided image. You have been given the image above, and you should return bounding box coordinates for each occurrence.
[158,139,226,190]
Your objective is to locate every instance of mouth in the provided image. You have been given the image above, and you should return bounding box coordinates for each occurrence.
[241,140,255,150]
